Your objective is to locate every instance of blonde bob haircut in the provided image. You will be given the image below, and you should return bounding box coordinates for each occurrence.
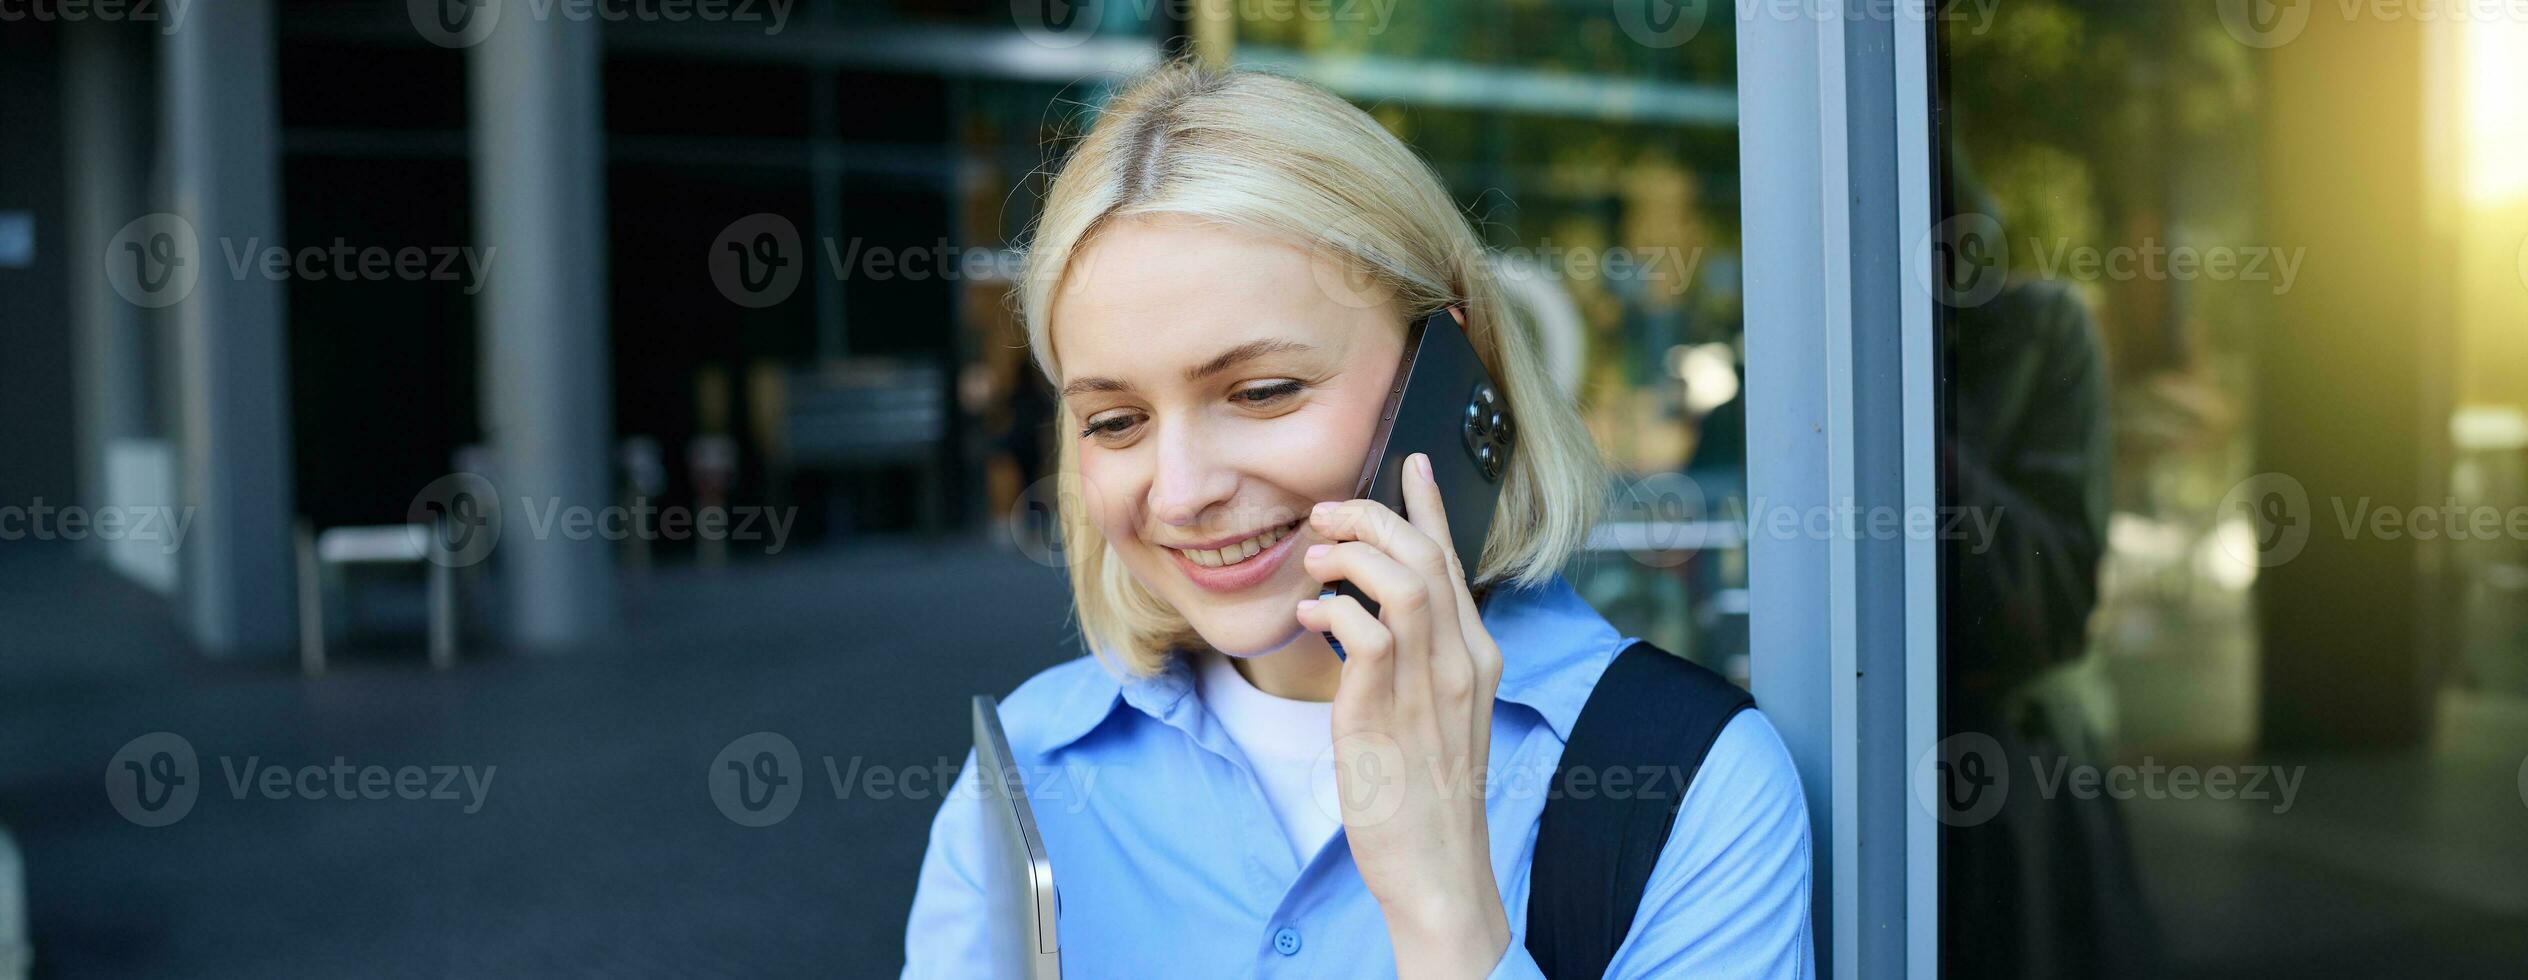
[1020,58,1607,677]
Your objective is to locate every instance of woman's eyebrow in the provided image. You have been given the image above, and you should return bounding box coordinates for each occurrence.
[1060,376,1131,398]
[1184,339,1315,383]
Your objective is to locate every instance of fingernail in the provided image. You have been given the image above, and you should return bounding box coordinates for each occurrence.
[1313,501,1336,516]
[1296,598,1319,612]
[1414,453,1433,480]
[1306,544,1331,559]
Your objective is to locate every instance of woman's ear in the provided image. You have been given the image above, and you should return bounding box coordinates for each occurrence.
[1448,305,1467,329]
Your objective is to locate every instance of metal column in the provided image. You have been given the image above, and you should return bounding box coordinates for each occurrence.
[469,11,618,650]
[164,0,298,658]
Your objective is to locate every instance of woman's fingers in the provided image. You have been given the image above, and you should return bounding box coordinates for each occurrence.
[1303,540,1433,722]
[1303,540,1436,625]
[1394,454,1460,574]
[1391,455,1484,738]
[1297,592,1391,716]
[1310,497,1449,582]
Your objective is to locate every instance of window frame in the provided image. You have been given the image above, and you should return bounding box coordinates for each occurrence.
[1736,3,1939,976]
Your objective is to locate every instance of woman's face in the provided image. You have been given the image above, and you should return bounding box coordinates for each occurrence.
[1049,215,1406,657]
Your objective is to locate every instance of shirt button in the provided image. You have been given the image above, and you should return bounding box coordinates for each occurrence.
[1272,926,1302,956]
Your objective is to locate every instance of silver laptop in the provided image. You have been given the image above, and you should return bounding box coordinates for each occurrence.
[972,695,1061,979]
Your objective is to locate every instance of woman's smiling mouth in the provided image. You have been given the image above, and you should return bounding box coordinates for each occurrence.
[1164,519,1305,591]
[1172,521,1299,568]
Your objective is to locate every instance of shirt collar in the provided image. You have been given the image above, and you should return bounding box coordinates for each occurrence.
[1035,574,1625,753]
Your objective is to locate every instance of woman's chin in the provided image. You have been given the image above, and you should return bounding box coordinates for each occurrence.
[1191,616,1311,659]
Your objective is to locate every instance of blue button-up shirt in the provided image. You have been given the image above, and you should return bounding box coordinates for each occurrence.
[903,576,1814,978]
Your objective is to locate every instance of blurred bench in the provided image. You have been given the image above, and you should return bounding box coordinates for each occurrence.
[294,522,457,675]
[775,359,951,533]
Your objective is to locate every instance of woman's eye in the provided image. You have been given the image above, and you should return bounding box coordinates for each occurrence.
[1232,381,1304,405]
[1080,413,1141,440]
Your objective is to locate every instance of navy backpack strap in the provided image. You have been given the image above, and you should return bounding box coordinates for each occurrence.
[1523,641,1755,979]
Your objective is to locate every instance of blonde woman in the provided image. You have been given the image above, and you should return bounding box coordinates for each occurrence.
[904,59,1812,979]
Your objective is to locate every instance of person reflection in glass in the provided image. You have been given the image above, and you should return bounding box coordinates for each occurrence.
[1939,158,2160,979]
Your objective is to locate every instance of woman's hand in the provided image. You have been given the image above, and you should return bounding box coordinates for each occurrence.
[1296,451,1510,979]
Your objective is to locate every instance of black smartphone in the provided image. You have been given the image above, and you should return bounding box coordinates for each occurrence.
[1320,309,1516,631]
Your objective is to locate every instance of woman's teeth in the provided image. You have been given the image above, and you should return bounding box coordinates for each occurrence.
[1178,523,1294,569]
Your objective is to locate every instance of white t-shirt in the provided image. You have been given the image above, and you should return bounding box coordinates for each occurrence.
[1195,651,1344,865]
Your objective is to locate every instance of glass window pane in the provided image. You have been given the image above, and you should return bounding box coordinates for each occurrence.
[1223,1,1750,678]
[1934,4,2528,975]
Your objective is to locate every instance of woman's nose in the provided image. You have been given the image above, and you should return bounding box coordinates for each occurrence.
[1146,429,1238,528]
